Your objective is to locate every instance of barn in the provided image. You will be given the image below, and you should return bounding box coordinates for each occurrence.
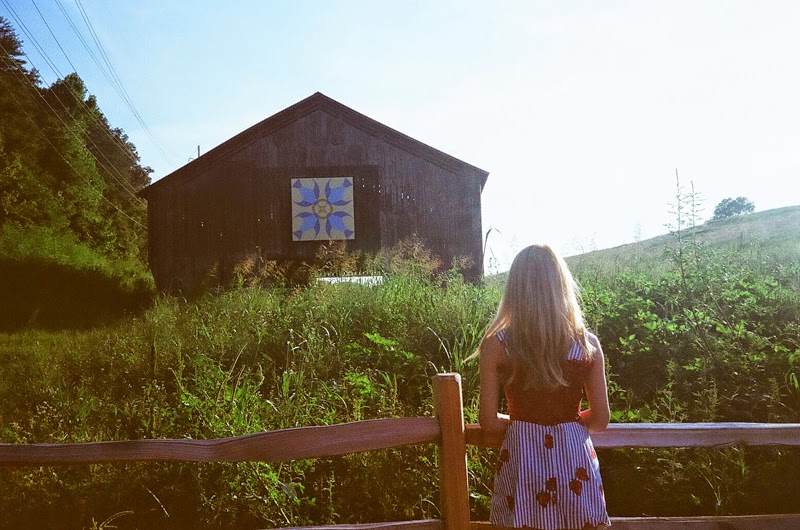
[139,92,489,291]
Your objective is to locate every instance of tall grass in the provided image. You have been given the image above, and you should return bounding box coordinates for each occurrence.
[1,236,799,528]
[0,244,498,529]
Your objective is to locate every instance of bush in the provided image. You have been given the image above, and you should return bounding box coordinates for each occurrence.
[0,225,154,330]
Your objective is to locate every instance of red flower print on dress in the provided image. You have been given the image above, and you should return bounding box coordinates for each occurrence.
[544,433,554,449]
[589,445,597,460]
[545,477,557,492]
[496,448,509,472]
[536,490,552,508]
[506,495,515,510]
[569,479,583,496]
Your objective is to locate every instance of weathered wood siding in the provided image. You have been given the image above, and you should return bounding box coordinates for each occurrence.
[147,107,484,291]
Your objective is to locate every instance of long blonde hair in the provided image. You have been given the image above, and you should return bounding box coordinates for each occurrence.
[483,244,593,390]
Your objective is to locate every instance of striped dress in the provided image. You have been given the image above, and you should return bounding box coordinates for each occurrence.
[490,331,610,529]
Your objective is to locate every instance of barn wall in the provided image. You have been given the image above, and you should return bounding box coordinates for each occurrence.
[148,110,483,290]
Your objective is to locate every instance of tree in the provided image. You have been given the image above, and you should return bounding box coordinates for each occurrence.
[0,16,151,262]
[711,197,755,220]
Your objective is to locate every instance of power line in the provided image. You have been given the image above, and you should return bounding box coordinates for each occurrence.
[1,1,147,203]
[0,42,147,222]
[70,0,178,164]
[2,0,62,77]
[27,0,147,200]
[5,0,180,168]
[30,0,78,73]
[0,62,147,230]
[73,0,134,115]
[33,0,141,165]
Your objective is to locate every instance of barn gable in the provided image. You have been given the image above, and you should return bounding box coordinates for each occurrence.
[140,92,489,291]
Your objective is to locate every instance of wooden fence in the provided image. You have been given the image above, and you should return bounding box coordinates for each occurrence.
[2,373,799,529]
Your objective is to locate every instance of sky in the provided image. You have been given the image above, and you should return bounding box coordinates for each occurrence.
[3,0,800,271]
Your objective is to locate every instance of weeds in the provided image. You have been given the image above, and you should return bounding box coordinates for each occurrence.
[1,233,799,527]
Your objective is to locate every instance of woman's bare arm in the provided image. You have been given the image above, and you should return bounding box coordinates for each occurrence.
[579,334,611,432]
[478,335,510,435]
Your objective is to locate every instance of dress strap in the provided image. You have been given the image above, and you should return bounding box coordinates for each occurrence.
[566,340,584,361]
[496,329,507,343]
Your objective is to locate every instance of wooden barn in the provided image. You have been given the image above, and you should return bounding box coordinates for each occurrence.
[139,92,489,291]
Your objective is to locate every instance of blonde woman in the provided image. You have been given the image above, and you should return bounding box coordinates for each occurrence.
[476,244,611,529]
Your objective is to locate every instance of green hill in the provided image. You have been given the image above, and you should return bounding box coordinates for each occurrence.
[567,205,800,275]
[486,205,800,285]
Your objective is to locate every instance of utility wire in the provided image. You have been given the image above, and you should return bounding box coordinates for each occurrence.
[28,1,146,175]
[73,0,138,120]
[1,2,147,204]
[28,0,147,200]
[31,0,78,73]
[52,0,121,105]
[6,0,179,169]
[2,0,61,76]
[35,0,141,167]
[71,0,178,164]
[0,60,147,230]
[0,40,147,214]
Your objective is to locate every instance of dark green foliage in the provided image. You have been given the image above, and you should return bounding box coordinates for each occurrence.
[578,240,800,426]
[2,233,798,527]
[712,196,755,220]
[0,17,154,329]
[0,224,154,330]
[0,255,497,529]
[562,199,800,517]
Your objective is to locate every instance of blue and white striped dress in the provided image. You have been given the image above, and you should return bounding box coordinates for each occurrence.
[490,332,610,529]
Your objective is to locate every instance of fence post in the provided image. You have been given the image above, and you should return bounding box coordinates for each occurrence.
[433,373,470,530]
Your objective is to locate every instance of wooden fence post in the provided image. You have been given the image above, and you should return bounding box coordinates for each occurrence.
[433,373,470,530]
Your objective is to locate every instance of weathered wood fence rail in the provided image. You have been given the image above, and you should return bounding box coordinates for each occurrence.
[2,374,799,530]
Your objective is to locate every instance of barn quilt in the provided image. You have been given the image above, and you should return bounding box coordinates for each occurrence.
[291,177,355,241]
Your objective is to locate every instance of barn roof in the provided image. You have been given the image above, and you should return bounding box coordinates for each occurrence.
[140,92,489,199]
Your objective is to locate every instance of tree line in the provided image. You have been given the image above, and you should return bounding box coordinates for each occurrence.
[0,16,150,263]
[0,17,154,329]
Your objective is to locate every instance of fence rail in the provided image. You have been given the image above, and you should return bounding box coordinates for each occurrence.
[1,373,799,530]
[0,417,439,466]
[282,521,443,530]
[466,421,800,449]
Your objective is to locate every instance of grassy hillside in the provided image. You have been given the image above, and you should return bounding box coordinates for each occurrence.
[567,205,800,275]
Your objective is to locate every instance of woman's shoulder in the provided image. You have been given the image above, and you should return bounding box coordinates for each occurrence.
[586,331,602,349]
[584,332,604,365]
[586,332,603,359]
[479,330,509,368]
[567,330,602,364]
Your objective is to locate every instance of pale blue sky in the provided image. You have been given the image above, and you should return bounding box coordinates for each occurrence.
[4,1,800,270]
